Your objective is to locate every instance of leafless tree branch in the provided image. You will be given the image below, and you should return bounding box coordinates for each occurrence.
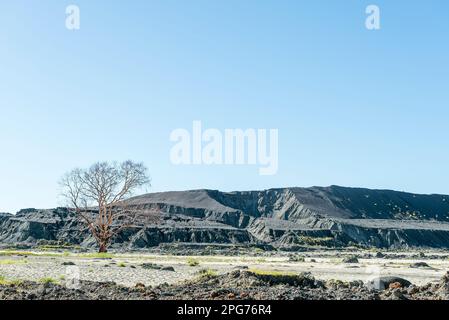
[59,160,157,252]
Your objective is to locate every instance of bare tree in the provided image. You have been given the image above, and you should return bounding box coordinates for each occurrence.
[60,160,153,252]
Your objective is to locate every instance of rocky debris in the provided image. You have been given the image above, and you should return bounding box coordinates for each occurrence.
[410,262,432,269]
[342,256,359,263]
[3,186,449,250]
[2,271,449,300]
[366,276,412,291]
[162,266,175,272]
[384,289,409,300]
[233,265,249,270]
[389,282,403,289]
[135,283,145,290]
[435,272,449,299]
[374,252,386,258]
[141,263,175,272]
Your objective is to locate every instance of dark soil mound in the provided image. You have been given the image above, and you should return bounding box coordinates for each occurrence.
[3,186,449,249]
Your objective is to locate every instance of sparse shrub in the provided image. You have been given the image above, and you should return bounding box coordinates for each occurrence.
[288,254,305,262]
[39,277,57,284]
[197,268,218,279]
[187,258,200,267]
[254,247,265,254]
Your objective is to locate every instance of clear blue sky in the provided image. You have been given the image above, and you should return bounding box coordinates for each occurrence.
[1,1,448,213]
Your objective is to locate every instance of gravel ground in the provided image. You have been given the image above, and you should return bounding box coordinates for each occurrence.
[0,255,197,287]
[1,249,449,288]
[0,250,449,294]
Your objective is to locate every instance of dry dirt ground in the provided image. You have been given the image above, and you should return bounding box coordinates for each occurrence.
[2,248,449,300]
[1,249,448,288]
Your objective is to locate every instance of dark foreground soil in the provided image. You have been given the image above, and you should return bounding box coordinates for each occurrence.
[1,270,449,300]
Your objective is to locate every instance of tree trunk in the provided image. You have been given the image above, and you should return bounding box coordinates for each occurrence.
[98,243,108,253]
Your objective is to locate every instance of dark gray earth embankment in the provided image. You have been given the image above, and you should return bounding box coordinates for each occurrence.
[2,186,449,249]
[1,270,449,300]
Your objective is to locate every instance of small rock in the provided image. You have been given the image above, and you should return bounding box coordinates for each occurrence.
[342,256,359,263]
[349,280,364,288]
[390,290,408,300]
[227,293,236,299]
[436,272,449,295]
[366,276,412,291]
[62,261,76,266]
[141,263,162,270]
[162,266,175,272]
[389,282,402,289]
[289,255,305,262]
[407,285,419,295]
[374,252,385,258]
[135,283,145,289]
[410,262,431,269]
[234,265,249,270]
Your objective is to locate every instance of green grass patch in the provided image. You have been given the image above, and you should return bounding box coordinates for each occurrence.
[38,244,82,251]
[0,259,28,265]
[117,262,126,267]
[249,268,297,276]
[78,252,114,259]
[0,250,37,257]
[0,275,23,286]
[0,250,62,257]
